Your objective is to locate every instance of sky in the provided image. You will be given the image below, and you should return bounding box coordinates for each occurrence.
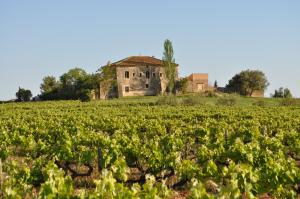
[0,0,299,100]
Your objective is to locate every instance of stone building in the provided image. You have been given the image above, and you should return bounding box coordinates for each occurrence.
[99,56,179,99]
[186,73,210,92]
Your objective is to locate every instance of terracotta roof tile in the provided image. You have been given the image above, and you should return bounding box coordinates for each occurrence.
[110,56,177,67]
[188,73,208,81]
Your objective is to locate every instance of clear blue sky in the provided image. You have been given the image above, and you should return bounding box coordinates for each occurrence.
[1,0,299,100]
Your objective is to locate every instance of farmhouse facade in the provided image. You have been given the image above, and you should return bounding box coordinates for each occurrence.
[98,56,180,99]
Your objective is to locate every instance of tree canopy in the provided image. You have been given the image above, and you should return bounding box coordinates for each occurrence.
[176,77,189,94]
[272,87,292,98]
[163,39,177,94]
[16,87,32,102]
[40,76,58,94]
[40,68,100,101]
[60,68,88,88]
[226,70,269,96]
[214,80,218,88]
[97,61,117,99]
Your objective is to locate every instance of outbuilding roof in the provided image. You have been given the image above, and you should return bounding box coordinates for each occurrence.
[188,73,208,81]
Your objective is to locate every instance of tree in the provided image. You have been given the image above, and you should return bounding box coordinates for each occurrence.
[40,76,58,94]
[40,68,98,101]
[272,87,284,98]
[272,87,292,98]
[284,88,292,98]
[16,87,32,102]
[98,61,117,99]
[176,77,189,94]
[226,70,269,96]
[163,39,177,94]
[58,68,92,100]
[60,68,88,89]
[214,80,218,88]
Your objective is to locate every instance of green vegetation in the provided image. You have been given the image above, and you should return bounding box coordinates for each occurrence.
[226,70,269,96]
[272,87,293,98]
[214,80,218,89]
[176,77,189,94]
[40,68,100,101]
[163,39,177,94]
[97,61,117,99]
[40,76,59,94]
[1,95,300,198]
[15,87,32,102]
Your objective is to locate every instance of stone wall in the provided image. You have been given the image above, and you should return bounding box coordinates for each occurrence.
[187,79,209,92]
[250,90,264,97]
[186,73,209,93]
[116,65,168,97]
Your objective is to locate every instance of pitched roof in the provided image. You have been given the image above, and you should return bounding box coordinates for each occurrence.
[110,56,178,67]
[188,73,208,81]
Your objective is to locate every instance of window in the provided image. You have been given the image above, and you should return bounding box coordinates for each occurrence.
[146,71,150,79]
[160,73,163,77]
[145,84,149,88]
[139,73,142,77]
[133,73,135,77]
[125,71,129,78]
[152,73,156,77]
[125,86,130,92]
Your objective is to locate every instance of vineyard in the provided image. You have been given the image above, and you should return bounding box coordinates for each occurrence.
[0,97,300,198]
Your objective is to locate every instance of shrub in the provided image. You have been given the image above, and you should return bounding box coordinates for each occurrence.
[182,95,205,106]
[205,90,217,97]
[176,77,189,94]
[156,96,181,106]
[280,98,299,106]
[217,97,237,106]
[252,100,266,107]
[78,89,92,102]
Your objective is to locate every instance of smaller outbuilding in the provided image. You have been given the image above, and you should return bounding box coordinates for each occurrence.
[186,73,210,93]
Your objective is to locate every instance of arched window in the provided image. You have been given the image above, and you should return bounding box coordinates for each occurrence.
[125,71,129,78]
[146,71,150,79]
